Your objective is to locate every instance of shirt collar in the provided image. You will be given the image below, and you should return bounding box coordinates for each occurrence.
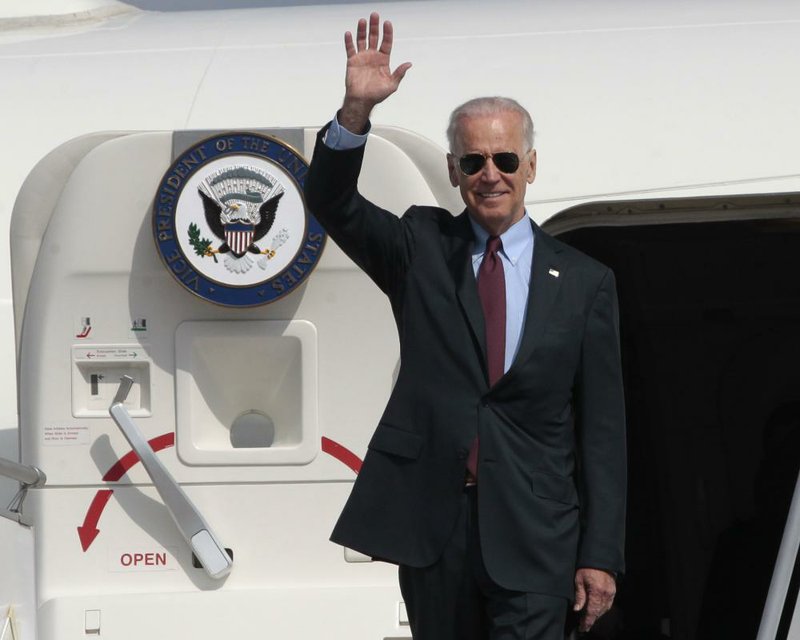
[469,213,534,267]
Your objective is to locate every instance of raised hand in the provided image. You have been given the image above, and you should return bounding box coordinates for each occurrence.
[339,12,412,134]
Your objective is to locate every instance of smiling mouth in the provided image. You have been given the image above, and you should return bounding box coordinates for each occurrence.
[478,192,507,199]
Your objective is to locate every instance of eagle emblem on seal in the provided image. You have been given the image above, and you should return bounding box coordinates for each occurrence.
[189,165,289,274]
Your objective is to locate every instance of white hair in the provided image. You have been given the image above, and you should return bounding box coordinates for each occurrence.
[446,96,535,153]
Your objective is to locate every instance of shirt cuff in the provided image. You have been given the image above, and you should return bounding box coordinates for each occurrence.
[322,113,370,150]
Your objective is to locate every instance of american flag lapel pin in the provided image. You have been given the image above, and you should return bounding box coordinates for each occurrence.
[548,268,560,278]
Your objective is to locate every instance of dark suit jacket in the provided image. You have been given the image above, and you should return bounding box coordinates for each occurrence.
[304,126,626,599]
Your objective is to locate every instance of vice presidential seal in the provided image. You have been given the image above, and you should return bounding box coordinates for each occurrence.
[153,132,325,307]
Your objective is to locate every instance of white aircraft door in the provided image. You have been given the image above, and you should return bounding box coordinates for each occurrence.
[9,126,453,640]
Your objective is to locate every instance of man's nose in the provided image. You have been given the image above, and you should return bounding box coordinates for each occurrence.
[479,157,501,181]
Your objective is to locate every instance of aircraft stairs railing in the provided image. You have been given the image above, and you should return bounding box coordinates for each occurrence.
[0,456,46,526]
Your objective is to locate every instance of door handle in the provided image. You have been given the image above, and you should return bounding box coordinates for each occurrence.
[109,376,233,579]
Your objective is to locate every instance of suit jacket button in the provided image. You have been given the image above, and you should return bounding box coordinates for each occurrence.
[457,448,468,460]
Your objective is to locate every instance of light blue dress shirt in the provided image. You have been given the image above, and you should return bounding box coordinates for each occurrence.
[469,215,534,373]
[323,114,369,149]
[323,114,534,374]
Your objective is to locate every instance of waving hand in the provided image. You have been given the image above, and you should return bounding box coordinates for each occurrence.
[339,12,412,134]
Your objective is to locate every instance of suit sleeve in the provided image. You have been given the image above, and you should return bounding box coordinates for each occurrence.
[304,124,415,295]
[575,268,627,575]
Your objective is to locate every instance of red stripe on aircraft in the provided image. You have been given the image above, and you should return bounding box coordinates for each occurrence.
[80,434,359,553]
[102,432,175,482]
[321,436,363,474]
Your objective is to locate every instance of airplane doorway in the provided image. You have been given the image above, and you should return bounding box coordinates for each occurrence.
[554,210,800,640]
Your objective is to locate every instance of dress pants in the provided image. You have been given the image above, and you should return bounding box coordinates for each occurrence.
[399,486,568,640]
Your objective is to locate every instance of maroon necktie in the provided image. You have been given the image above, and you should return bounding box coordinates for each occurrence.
[467,236,506,479]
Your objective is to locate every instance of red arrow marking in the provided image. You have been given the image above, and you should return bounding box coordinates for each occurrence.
[103,432,175,482]
[80,434,357,553]
[321,436,362,474]
[78,432,176,552]
[77,489,113,551]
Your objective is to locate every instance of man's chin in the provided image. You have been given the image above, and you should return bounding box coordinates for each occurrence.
[468,207,522,233]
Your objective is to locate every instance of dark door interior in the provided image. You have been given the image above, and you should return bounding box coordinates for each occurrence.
[558,218,800,640]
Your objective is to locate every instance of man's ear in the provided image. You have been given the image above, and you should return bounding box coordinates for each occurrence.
[447,154,459,187]
[527,149,537,184]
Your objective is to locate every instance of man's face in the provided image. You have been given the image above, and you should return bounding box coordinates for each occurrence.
[447,111,537,236]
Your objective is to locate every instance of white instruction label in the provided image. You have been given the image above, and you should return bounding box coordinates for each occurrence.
[43,425,90,446]
[73,346,146,361]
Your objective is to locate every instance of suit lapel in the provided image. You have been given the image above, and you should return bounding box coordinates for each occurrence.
[445,217,563,388]
[447,212,487,363]
[502,223,563,383]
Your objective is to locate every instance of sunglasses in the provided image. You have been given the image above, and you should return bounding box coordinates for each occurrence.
[456,151,525,176]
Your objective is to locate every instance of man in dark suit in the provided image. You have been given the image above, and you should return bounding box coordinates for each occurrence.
[304,12,626,640]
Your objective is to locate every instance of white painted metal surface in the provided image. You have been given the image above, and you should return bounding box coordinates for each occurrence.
[0,1,796,434]
[0,1,799,638]
[0,518,36,640]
